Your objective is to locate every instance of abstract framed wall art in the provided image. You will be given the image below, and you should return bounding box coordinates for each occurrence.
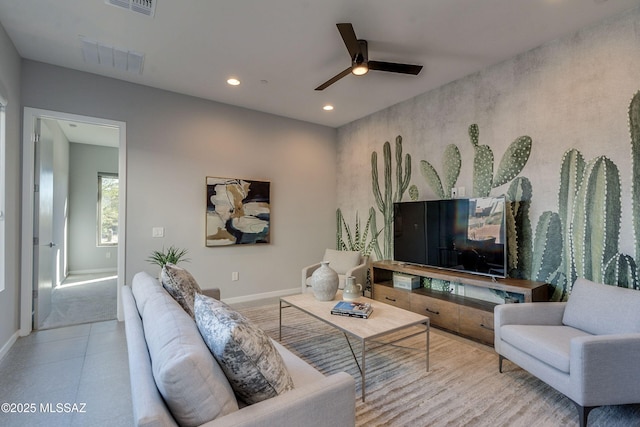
[206,177,270,246]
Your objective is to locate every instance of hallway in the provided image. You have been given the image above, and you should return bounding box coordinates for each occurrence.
[40,274,117,330]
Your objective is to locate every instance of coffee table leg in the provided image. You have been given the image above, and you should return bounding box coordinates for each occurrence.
[279,300,282,341]
[361,339,366,402]
[426,321,430,371]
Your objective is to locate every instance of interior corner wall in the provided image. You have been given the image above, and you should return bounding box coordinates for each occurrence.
[21,60,337,299]
[68,142,118,274]
[336,9,640,286]
[0,22,21,351]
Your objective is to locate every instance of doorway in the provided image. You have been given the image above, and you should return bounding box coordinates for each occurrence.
[20,108,126,335]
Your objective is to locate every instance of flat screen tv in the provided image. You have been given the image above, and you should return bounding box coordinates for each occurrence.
[393,196,507,278]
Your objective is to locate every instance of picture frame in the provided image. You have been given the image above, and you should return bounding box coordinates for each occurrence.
[205,177,270,246]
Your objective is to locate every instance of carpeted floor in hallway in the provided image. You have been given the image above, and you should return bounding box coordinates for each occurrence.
[39,273,117,330]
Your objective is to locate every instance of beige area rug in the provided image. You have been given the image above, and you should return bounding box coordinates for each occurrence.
[40,274,117,330]
[236,303,640,427]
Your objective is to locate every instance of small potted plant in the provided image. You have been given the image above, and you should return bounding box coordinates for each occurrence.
[147,245,190,277]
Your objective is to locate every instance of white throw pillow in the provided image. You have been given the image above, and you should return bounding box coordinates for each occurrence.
[195,294,294,404]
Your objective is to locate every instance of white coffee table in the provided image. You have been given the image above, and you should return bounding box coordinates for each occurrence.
[279,292,429,402]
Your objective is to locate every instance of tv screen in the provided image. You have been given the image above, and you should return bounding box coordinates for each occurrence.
[393,197,507,278]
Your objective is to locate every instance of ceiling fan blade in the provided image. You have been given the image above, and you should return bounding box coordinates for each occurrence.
[337,23,360,59]
[368,61,423,75]
[315,67,352,91]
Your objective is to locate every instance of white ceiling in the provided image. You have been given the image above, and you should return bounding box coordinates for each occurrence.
[1,0,639,130]
[55,118,120,148]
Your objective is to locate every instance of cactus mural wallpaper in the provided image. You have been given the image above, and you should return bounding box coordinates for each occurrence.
[420,144,461,199]
[371,136,411,260]
[335,208,378,257]
[352,91,640,300]
[529,92,640,298]
[335,13,640,307]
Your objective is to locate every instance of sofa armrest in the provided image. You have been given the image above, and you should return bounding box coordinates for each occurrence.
[301,262,322,293]
[201,288,221,300]
[570,333,640,406]
[202,372,356,427]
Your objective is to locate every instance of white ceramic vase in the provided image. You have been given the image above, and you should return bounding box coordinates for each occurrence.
[342,276,362,302]
[310,261,339,301]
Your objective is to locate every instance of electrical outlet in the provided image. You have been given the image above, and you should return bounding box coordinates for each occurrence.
[232,272,239,281]
[451,188,458,198]
[152,227,164,238]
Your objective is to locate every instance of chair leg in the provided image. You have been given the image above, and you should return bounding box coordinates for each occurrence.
[573,401,596,427]
[498,355,504,373]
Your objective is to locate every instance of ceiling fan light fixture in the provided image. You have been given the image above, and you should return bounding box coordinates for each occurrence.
[315,23,422,90]
[351,47,368,76]
[352,63,368,76]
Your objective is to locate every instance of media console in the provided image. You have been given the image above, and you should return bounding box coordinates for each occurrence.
[371,260,549,345]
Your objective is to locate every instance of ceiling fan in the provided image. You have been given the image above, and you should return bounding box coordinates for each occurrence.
[315,23,423,91]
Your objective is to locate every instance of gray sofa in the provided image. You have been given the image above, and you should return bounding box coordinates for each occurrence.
[494,277,640,427]
[123,271,356,427]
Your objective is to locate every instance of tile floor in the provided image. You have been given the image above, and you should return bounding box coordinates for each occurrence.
[0,320,133,427]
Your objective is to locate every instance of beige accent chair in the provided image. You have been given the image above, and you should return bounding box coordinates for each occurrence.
[302,249,368,294]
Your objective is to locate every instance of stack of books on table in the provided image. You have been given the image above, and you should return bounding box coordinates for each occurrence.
[331,301,373,319]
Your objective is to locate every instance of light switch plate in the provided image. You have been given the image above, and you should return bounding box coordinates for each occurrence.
[152,227,164,238]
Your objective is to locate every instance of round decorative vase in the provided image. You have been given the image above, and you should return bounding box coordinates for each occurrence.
[310,261,339,301]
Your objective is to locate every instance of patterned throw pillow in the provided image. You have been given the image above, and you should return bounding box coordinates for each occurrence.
[194,294,295,404]
[161,263,202,318]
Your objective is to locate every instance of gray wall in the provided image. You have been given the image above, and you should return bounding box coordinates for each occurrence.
[68,142,118,273]
[0,22,21,352]
[336,9,640,292]
[21,60,338,300]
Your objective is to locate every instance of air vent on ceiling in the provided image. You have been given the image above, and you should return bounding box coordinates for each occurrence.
[106,0,156,17]
[81,37,145,75]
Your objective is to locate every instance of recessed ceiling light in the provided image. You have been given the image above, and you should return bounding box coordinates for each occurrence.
[227,78,240,86]
[323,105,334,111]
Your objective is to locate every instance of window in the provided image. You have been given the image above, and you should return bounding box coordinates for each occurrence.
[0,96,5,291]
[97,172,119,246]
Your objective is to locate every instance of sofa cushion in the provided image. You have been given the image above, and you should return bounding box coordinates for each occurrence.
[132,271,168,317]
[323,249,361,275]
[161,263,202,318]
[138,273,238,426]
[195,294,295,404]
[501,325,592,373]
[562,278,640,335]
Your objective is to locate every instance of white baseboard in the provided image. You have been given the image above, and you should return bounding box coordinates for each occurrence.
[221,287,300,305]
[0,331,19,363]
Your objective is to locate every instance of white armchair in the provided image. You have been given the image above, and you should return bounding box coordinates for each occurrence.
[301,249,368,294]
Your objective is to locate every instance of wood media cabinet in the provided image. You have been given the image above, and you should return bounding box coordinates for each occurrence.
[371,260,549,345]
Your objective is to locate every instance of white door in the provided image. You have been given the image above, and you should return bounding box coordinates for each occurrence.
[33,118,55,329]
